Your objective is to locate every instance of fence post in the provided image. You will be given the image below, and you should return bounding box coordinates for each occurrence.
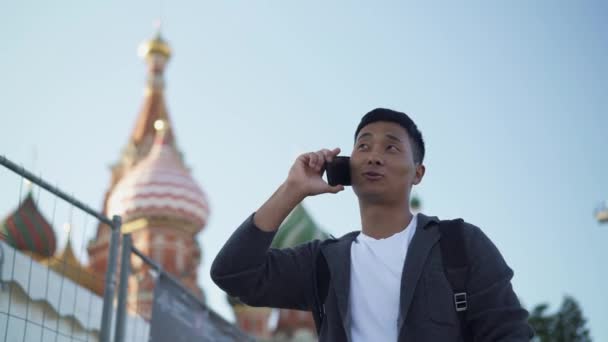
[100,215,122,342]
[114,233,132,342]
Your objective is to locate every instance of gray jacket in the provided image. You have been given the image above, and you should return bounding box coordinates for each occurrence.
[211,213,534,341]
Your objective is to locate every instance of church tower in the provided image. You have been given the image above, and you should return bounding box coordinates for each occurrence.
[87,30,209,317]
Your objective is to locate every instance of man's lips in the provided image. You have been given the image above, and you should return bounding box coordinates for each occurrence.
[362,171,384,180]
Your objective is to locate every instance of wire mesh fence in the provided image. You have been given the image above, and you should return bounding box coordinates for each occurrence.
[0,155,121,342]
[0,155,248,341]
[115,234,253,342]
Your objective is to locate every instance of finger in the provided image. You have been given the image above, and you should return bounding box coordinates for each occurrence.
[299,153,311,168]
[330,147,341,157]
[313,152,325,171]
[308,152,318,169]
[319,149,333,163]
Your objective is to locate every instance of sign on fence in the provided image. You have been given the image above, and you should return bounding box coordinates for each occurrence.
[150,273,250,342]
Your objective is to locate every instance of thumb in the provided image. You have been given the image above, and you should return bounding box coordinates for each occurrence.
[326,184,345,194]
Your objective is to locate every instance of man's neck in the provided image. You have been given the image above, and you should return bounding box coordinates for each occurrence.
[358,201,413,240]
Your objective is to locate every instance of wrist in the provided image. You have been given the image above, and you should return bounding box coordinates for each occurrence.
[280,179,307,206]
[253,181,305,232]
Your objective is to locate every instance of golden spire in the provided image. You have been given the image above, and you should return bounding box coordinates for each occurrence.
[138,20,171,60]
[138,21,171,94]
[138,33,171,60]
[123,24,177,161]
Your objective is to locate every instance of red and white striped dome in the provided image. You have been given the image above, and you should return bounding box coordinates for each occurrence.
[107,128,209,230]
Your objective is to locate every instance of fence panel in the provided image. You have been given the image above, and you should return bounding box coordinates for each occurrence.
[0,155,120,342]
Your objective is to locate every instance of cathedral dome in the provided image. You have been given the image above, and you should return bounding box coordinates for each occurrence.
[107,123,209,231]
[0,191,56,257]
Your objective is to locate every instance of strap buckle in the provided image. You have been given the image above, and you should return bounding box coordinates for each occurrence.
[454,292,468,312]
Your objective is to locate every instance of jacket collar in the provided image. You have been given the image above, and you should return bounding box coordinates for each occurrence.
[398,213,440,333]
[320,213,440,341]
[320,231,357,340]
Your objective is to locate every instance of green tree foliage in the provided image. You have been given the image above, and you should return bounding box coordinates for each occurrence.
[529,296,591,342]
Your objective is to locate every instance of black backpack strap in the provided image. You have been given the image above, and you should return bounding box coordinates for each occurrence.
[438,219,473,341]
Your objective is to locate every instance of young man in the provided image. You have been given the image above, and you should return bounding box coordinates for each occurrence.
[211,108,533,341]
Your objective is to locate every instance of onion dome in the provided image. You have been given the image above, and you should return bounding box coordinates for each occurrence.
[271,204,329,249]
[0,192,56,257]
[138,31,171,60]
[107,121,209,232]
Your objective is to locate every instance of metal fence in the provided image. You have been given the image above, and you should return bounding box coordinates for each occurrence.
[114,233,252,342]
[0,155,248,341]
[0,155,121,342]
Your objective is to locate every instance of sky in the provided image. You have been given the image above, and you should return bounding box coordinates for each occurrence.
[1,0,607,340]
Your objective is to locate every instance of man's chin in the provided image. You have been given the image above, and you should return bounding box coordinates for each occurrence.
[354,188,387,203]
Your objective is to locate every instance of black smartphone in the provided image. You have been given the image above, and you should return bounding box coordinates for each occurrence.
[325,156,351,186]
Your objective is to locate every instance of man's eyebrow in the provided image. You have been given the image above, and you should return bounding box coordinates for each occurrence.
[356,132,372,141]
[385,134,403,143]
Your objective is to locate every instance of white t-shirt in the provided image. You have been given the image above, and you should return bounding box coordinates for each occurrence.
[349,214,418,342]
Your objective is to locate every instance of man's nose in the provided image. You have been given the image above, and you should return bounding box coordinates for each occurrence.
[366,153,384,166]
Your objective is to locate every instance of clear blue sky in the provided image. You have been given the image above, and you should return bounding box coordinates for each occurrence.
[1,1,607,339]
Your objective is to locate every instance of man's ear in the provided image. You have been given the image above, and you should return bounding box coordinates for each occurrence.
[413,164,425,185]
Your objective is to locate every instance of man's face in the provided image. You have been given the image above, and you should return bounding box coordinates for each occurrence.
[350,121,424,203]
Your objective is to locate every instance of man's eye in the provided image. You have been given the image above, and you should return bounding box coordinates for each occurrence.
[358,143,368,150]
[387,145,399,152]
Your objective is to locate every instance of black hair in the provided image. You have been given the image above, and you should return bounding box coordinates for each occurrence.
[354,108,425,164]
